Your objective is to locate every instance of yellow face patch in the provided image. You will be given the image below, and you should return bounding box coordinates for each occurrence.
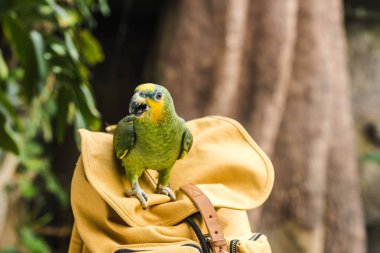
[135,83,156,93]
[146,97,164,125]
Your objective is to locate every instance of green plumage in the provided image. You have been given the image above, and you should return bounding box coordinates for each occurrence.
[113,84,192,209]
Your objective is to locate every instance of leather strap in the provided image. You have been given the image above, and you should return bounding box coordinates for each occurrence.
[181,184,228,253]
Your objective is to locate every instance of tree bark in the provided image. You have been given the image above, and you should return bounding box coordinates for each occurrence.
[258,1,334,251]
[205,0,249,117]
[154,0,227,120]
[324,2,366,251]
[238,0,299,155]
[153,0,366,252]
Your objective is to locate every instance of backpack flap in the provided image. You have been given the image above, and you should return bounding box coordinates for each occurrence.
[73,116,273,226]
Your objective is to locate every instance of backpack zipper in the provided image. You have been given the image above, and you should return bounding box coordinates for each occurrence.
[229,233,263,253]
[229,239,239,253]
[113,243,202,253]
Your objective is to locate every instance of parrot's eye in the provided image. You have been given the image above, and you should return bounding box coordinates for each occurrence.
[155,92,162,100]
[138,91,145,98]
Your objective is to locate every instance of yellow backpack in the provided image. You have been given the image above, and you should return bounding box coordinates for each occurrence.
[69,116,274,253]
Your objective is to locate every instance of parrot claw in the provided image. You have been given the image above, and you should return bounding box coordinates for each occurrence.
[156,185,176,201]
[125,184,148,209]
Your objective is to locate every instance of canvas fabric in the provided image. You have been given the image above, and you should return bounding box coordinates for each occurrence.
[69,116,274,253]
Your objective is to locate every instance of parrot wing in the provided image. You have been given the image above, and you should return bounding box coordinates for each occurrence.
[178,127,193,160]
[113,115,136,159]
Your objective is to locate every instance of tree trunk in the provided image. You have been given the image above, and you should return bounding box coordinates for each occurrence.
[238,0,298,155]
[0,153,19,246]
[258,1,335,251]
[153,0,366,252]
[154,0,227,119]
[324,2,366,249]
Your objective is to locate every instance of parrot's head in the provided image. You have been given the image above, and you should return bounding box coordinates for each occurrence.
[129,83,175,124]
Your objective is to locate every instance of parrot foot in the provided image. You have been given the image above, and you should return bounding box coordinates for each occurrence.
[125,184,148,209]
[156,185,176,201]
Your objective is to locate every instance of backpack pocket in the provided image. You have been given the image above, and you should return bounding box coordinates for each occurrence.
[228,233,271,253]
[113,241,202,253]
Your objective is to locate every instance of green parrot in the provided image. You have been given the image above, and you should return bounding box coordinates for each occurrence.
[112,83,193,209]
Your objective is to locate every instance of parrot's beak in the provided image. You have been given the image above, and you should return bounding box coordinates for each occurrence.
[129,93,149,116]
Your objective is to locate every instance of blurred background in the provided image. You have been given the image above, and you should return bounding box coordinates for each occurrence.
[0,0,379,252]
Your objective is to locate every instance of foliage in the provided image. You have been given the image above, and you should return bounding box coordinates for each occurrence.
[362,151,380,164]
[0,0,108,252]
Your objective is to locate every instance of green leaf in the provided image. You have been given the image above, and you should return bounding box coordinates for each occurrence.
[80,84,100,117]
[0,89,21,128]
[0,113,20,154]
[1,245,17,253]
[64,30,79,62]
[0,0,43,17]
[34,212,53,228]
[19,176,38,199]
[43,172,69,206]
[70,83,100,130]
[38,97,56,143]
[3,14,38,101]
[79,64,89,80]
[19,227,50,253]
[67,101,75,124]
[76,29,104,65]
[45,0,78,28]
[41,113,52,142]
[25,141,44,156]
[73,108,86,148]
[22,157,48,172]
[74,107,86,130]
[30,31,48,90]
[362,152,380,164]
[50,43,66,56]
[27,99,42,138]
[76,0,95,26]
[98,0,110,16]
[0,50,9,80]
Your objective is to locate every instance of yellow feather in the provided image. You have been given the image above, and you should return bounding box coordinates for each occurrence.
[120,150,128,159]
[135,83,156,93]
[146,97,163,125]
[179,151,187,160]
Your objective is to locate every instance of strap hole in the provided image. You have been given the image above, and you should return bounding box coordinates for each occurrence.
[215,230,218,234]
[209,215,213,218]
